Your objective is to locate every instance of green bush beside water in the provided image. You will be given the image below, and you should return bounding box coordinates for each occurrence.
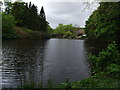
[89,41,120,78]
[2,13,17,38]
[58,76,119,88]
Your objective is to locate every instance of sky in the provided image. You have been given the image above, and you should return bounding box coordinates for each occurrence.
[1,0,100,28]
[44,2,99,28]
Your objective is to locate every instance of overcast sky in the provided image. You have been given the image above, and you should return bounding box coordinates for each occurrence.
[44,2,99,28]
[2,0,100,28]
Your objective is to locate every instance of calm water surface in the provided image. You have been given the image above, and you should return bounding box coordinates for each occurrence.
[2,38,107,88]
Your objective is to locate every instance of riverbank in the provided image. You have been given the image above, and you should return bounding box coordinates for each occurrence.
[57,76,119,88]
[3,76,119,89]
[3,27,51,39]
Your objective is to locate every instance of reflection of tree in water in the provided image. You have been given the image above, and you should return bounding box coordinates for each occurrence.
[84,39,108,55]
[2,39,48,87]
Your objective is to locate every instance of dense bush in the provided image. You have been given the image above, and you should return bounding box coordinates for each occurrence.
[2,13,17,38]
[85,2,120,42]
[89,41,120,78]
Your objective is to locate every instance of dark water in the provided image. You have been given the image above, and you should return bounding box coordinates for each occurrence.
[2,38,107,88]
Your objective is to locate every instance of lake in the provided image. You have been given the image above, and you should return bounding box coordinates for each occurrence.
[2,38,107,88]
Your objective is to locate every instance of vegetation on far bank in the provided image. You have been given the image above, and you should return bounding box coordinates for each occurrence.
[52,24,86,39]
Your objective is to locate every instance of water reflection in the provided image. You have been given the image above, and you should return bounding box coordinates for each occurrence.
[43,39,91,85]
[2,39,48,87]
[2,38,93,88]
[84,39,108,55]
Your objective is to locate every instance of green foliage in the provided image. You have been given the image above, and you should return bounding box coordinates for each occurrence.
[2,13,17,38]
[11,2,26,26]
[47,25,53,35]
[53,24,66,36]
[57,76,119,88]
[47,79,54,88]
[63,31,72,38]
[89,41,120,78]
[85,2,120,42]
[3,2,51,39]
[106,64,120,78]
[53,24,83,39]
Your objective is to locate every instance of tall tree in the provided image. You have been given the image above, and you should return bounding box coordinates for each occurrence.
[22,2,30,28]
[40,6,46,20]
[39,6,47,31]
[11,2,26,26]
[29,4,38,30]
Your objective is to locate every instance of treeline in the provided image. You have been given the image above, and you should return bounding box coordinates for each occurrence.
[52,24,85,39]
[2,1,51,39]
[85,2,120,43]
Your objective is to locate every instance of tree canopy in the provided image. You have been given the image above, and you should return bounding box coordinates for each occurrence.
[3,1,51,38]
[85,2,120,43]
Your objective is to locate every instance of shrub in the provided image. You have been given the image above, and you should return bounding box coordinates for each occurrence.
[89,41,120,77]
[2,13,17,38]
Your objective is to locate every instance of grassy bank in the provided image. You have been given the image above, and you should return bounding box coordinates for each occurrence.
[2,76,119,89]
[3,26,51,39]
[57,76,119,88]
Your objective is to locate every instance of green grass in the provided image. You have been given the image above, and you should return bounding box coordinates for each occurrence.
[2,76,119,89]
[57,76,119,88]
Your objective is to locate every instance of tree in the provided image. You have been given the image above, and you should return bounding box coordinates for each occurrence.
[85,2,120,43]
[2,13,17,38]
[3,1,50,38]
[28,4,38,30]
[11,2,26,26]
[39,6,47,31]
[40,6,46,20]
[22,2,30,28]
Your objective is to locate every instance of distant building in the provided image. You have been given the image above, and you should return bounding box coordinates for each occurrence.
[75,29,85,36]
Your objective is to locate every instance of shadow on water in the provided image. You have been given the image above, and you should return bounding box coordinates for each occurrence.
[84,39,108,55]
[2,39,48,88]
[2,38,108,88]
